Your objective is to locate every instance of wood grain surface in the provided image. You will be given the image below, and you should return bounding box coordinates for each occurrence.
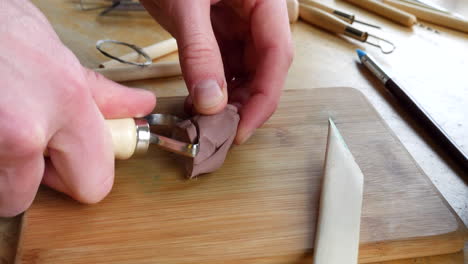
[16,89,465,264]
[1,0,467,263]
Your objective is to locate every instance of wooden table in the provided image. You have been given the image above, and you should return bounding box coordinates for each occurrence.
[1,0,467,263]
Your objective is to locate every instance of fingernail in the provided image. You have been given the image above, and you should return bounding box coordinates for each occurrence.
[237,130,254,145]
[193,80,224,110]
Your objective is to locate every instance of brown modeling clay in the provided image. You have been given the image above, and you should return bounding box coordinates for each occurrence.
[172,104,240,178]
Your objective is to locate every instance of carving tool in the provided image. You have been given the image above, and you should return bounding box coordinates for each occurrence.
[45,114,198,160]
[383,0,468,33]
[342,0,417,27]
[299,4,395,54]
[357,49,468,171]
[107,114,199,159]
[299,0,381,28]
[313,119,364,264]
[99,38,178,68]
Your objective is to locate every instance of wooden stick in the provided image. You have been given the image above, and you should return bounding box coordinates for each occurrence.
[313,119,364,264]
[299,4,368,42]
[383,0,468,33]
[299,4,349,35]
[300,0,354,24]
[287,0,300,23]
[342,0,417,27]
[94,61,182,82]
[99,38,178,68]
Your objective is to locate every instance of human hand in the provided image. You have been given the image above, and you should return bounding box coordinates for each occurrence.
[0,0,156,217]
[141,0,293,144]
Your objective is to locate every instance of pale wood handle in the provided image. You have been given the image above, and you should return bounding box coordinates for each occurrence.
[383,0,468,33]
[94,61,182,82]
[299,0,334,13]
[99,38,178,68]
[105,118,138,160]
[343,0,417,26]
[287,0,299,23]
[299,4,347,34]
[44,118,138,160]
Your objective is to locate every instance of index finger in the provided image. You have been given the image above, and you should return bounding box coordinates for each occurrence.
[235,0,293,144]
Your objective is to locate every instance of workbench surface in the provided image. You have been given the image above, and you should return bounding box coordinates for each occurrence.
[1,0,467,263]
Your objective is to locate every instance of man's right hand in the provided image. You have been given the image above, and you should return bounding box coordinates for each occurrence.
[0,0,156,217]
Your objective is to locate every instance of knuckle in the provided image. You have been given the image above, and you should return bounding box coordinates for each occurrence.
[179,33,219,67]
[0,116,47,158]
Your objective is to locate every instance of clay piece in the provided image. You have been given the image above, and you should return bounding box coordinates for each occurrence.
[172,105,240,178]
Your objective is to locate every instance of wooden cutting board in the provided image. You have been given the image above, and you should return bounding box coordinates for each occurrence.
[16,88,465,264]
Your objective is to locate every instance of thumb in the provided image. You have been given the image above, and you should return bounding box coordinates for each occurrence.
[84,68,156,119]
[172,0,227,115]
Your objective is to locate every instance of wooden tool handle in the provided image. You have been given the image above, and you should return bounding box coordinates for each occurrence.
[343,0,417,26]
[299,4,347,34]
[44,118,138,160]
[287,0,299,23]
[95,61,182,82]
[99,38,178,68]
[299,0,334,13]
[105,118,138,160]
[383,0,468,33]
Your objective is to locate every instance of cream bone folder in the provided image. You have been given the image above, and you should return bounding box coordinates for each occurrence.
[383,0,468,33]
[313,119,364,264]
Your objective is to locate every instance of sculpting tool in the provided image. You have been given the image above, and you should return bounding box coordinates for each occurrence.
[313,119,364,264]
[383,0,468,33]
[45,114,199,160]
[356,49,468,171]
[398,0,465,18]
[343,0,417,27]
[299,5,395,54]
[107,114,199,159]
[299,0,381,28]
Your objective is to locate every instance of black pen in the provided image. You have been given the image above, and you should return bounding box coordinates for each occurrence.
[356,49,468,172]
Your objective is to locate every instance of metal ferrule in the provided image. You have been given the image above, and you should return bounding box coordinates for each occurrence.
[134,118,151,156]
[333,10,355,24]
[361,55,390,84]
[344,26,368,42]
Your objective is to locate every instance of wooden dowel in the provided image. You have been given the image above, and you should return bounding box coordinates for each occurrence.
[99,38,178,68]
[94,61,182,82]
[343,0,417,27]
[383,0,468,33]
[300,0,334,14]
[299,4,348,35]
[287,0,299,23]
